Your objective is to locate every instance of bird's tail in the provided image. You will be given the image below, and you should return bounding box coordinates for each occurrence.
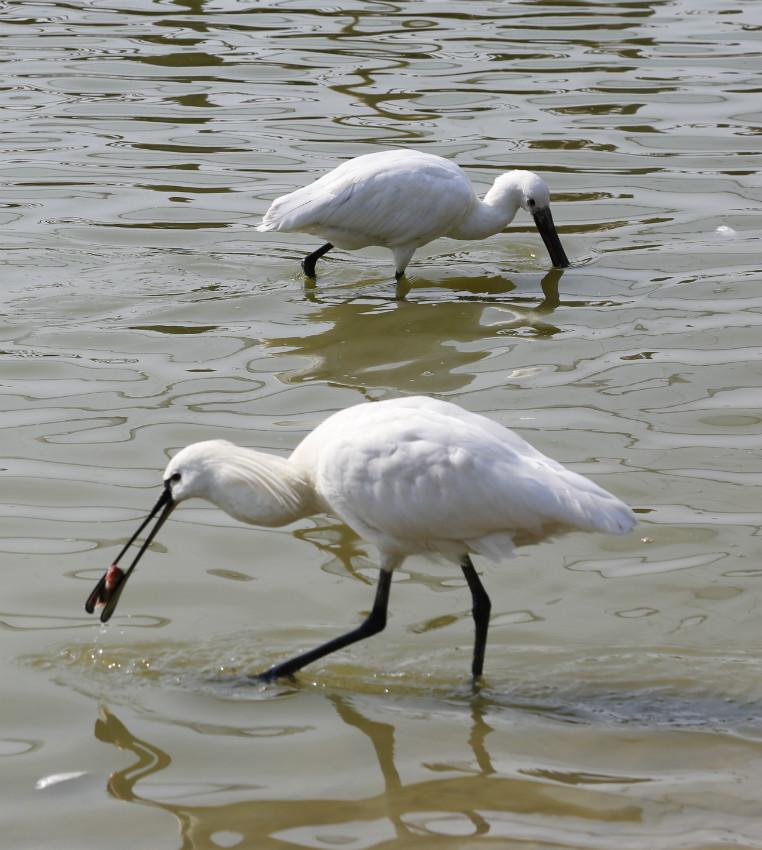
[567,487,637,536]
[256,187,319,234]
[522,463,637,539]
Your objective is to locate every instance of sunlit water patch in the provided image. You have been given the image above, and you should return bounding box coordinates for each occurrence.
[23,631,762,737]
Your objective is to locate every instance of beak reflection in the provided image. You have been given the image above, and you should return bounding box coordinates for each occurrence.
[85,485,175,623]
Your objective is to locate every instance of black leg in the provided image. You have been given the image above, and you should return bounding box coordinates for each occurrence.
[460,555,492,679]
[301,242,333,277]
[255,569,393,682]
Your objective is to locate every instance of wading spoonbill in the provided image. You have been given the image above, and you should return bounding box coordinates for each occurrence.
[257,149,570,282]
[86,396,634,682]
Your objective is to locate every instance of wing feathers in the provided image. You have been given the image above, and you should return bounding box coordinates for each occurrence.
[308,398,635,562]
[256,150,475,250]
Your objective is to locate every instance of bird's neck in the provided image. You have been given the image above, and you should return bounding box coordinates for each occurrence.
[447,178,521,241]
[208,449,315,528]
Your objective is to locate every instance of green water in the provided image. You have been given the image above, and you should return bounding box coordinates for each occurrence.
[2,0,762,847]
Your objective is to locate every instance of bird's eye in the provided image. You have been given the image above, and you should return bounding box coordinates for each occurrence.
[527,198,536,208]
[169,472,182,484]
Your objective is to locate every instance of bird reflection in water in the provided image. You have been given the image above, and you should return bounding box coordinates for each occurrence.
[278,269,564,395]
[94,693,641,848]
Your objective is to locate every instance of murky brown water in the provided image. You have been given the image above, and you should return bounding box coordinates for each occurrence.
[2,0,762,847]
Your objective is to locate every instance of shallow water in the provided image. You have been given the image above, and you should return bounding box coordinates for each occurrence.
[2,0,762,847]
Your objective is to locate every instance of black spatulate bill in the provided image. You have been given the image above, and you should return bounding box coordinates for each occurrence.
[85,485,175,623]
[532,206,569,268]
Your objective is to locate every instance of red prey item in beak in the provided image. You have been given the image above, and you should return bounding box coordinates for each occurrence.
[85,485,175,623]
[85,564,126,611]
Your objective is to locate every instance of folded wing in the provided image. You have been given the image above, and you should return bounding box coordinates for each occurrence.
[257,150,476,250]
[309,398,635,562]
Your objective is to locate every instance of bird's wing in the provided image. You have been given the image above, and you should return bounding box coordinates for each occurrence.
[308,399,634,562]
[257,150,475,249]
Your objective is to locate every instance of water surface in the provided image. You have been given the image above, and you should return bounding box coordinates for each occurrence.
[2,0,762,848]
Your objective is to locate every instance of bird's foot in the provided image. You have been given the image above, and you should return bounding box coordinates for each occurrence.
[250,667,297,685]
[394,275,410,301]
[469,675,486,697]
[251,670,278,684]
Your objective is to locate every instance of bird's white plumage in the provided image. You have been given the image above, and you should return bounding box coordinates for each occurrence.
[256,149,567,275]
[291,396,634,562]
[168,397,635,569]
[89,396,635,680]
[259,150,474,250]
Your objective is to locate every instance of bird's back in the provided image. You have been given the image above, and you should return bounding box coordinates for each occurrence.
[290,397,635,562]
[257,149,476,251]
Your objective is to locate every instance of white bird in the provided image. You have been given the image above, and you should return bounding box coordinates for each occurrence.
[257,149,570,281]
[86,396,634,681]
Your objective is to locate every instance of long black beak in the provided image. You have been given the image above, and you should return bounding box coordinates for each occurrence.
[85,484,175,623]
[532,206,569,268]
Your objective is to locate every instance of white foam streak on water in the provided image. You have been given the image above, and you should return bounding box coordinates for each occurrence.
[34,771,90,791]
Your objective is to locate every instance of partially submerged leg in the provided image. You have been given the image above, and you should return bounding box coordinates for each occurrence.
[255,569,393,682]
[301,242,333,277]
[392,245,416,284]
[460,555,492,679]
[394,276,411,301]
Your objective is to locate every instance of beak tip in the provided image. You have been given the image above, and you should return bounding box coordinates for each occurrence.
[86,564,127,622]
[84,487,175,623]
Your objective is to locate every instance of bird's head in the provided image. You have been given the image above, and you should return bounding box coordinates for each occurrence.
[162,439,230,504]
[84,440,310,624]
[81,446,219,625]
[511,170,552,215]
[164,440,308,527]
[499,170,570,268]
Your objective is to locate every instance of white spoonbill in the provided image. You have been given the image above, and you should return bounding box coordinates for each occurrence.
[86,396,634,682]
[257,149,570,281]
